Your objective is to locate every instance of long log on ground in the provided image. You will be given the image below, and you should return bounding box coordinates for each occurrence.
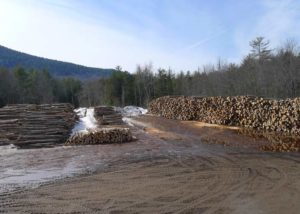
[0,119,19,124]
[14,139,62,146]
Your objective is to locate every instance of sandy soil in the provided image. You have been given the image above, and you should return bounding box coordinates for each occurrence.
[1,115,300,214]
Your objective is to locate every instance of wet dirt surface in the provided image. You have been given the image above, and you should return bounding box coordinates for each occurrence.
[1,115,300,213]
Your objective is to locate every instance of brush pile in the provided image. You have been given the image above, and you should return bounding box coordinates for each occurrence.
[94,106,123,125]
[149,96,300,135]
[65,127,133,145]
[0,103,77,148]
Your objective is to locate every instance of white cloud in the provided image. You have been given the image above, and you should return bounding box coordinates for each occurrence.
[1,0,299,73]
[0,1,218,71]
[0,0,215,72]
[257,0,300,44]
[234,0,300,59]
[176,27,228,54]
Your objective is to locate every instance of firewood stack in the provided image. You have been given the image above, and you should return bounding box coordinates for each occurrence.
[0,103,77,148]
[65,127,133,145]
[237,128,300,152]
[94,106,123,125]
[149,96,300,135]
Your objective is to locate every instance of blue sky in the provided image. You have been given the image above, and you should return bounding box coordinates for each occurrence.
[0,0,299,72]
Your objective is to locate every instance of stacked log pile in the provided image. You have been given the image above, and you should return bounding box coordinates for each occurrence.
[0,103,77,148]
[149,96,300,135]
[65,128,133,145]
[94,106,123,125]
[261,141,300,152]
[237,129,300,152]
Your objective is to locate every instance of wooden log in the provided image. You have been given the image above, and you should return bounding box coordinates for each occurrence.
[0,119,19,124]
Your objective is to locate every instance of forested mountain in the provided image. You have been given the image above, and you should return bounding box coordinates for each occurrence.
[0,45,114,79]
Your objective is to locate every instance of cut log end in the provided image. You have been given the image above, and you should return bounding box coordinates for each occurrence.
[65,128,134,145]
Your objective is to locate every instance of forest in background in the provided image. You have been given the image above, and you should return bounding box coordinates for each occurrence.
[1,37,300,108]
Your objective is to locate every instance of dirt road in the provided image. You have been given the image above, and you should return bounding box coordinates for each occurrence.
[1,115,300,213]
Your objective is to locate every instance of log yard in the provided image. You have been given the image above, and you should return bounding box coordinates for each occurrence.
[1,1,300,212]
[0,96,299,213]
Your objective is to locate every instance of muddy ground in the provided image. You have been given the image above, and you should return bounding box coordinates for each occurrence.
[1,115,300,214]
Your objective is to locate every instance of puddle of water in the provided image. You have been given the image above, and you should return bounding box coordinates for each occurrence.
[0,144,112,194]
[0,133,158,195]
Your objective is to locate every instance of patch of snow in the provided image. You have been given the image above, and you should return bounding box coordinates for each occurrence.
[72,108,98,134]
[0,144,17,155]
[123,106,148,117]
[122,117,134,127]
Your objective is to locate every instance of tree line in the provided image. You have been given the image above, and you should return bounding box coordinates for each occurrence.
[1,37,300,108]
[0,67,82,107]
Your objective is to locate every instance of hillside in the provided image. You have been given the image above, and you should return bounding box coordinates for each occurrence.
[0,45,114,79]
